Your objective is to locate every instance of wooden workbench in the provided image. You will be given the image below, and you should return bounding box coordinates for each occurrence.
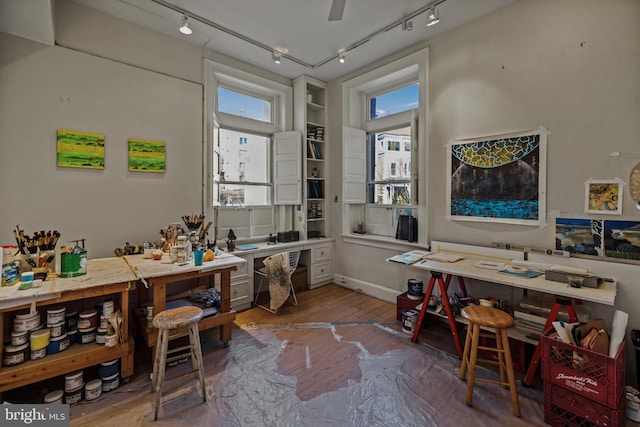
[0,257,137,393]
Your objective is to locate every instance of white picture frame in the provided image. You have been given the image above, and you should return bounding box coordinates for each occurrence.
[585,178,624,215]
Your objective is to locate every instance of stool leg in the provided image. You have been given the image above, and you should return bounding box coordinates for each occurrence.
[188,322,207,403]
[501,328,520,417]
[153,328,169,421]
[459,323,473,380]
[495,329,507,387]
[465,323,480,406]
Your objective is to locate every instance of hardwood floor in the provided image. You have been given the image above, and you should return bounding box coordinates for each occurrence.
[16,283,546,426]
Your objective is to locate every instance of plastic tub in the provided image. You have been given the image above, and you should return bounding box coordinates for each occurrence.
[44,389,64,404]
[65,370,84,391]
[48,321,66,338]
[64,384,83,405]
[46,306,66,325]
[96,327,107,345]
[101,372,120,392]
[47,333,70,354]
[67,328,78,345]
[3,343,28,366]
[10,330,29,346]
[85,379,102,401]
[30,347,47,361]
[98,359,120,378]
[104,333,118,348]
[78,310,98,329]
[78,327,96,344]
[65,311,78,329]
[13,312,41,332]
[30,328,51,350]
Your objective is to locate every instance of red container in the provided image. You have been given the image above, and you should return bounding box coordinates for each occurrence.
[544,382,625,427]
[541,332,625,408]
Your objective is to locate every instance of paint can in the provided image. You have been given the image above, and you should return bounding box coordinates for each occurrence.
[30,346,47,361]
[65,371,84,392]
[3,343,28,366]
[10,330,29,346]
[64,384,83,405]
[47,333,70,354]
[98,359,120,378]
[78,327,96,344]
[406,279,424,300]
[30,328,51,350]
[46,306,66,325]
[60,250,87,278]
[65,311,78,329]
[627,386,640,422]
[85,379,102,401]
[78,310,98,329]
[44,390,64,404]
[101,372,120,392]
[402,309,419,334]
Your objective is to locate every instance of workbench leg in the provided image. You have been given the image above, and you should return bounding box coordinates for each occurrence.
[523,297,579,386]
[411,274,438,343]
[439,277,463,358]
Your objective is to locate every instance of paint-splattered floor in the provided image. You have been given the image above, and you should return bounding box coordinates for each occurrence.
[69,321,546,426]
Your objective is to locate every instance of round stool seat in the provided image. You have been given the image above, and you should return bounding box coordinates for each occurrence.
[461,305,514,329]
[153,306,203,330]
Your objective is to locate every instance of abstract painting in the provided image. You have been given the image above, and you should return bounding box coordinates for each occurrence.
[585,178,623,215]
[128,138,166,172]
[56,129,105,169]
[604,220,640,260]
[446,127,547,225]
[555,218,603,256]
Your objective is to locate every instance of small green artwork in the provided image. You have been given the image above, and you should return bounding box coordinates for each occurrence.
[128,138,166,173]
[57,129,105,169]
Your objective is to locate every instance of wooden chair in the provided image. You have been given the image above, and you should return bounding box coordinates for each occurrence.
[151,305,206,421]
[458,305,521,417]
[254,251,300,313]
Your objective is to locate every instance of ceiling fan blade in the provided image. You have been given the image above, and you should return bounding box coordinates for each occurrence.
[328,0,346,21]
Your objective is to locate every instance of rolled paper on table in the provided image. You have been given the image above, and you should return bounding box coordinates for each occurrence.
[510,260,552,271]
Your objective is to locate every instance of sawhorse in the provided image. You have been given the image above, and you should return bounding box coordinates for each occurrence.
[522,296,580,386]
[411,272,467,358]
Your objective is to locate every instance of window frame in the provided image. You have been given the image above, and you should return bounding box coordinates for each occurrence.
[204,59,292,238]
[341,49,429,246]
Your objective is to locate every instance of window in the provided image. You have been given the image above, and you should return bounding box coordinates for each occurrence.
[214,128,270,206]
[205,60,293,238]
[369,83,419,120]
[342,49,428,243]
[368,125,413,205]
[217,86,272,123]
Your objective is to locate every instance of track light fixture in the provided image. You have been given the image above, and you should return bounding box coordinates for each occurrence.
[179,15,192,34]
[338,52,346,64]
[272,51,281,64]
[426,7,439,27]
[402,20,413,31]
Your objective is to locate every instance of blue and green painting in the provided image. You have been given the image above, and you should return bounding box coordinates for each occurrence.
[555,218,603,256]
[604,220,640,260]
[450,134,540,221]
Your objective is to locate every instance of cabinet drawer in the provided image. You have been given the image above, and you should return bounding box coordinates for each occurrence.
[230,281,250,307]
[310,261,333,284]
[231,254,252,279]
[311,244,332,263]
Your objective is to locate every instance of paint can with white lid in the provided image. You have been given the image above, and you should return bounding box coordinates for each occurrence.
[85,379,102,401]
[65,370,84,392]
[44,390,64,404]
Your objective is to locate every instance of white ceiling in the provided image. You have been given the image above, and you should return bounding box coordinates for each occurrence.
[2,0,520,81]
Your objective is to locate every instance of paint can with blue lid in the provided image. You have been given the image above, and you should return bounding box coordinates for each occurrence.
[98,359,120,378]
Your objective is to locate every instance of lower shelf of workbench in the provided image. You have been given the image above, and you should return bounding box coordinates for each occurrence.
[0,340,134,393]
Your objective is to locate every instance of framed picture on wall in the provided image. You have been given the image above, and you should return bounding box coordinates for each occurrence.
[585,178,624,215]
[446,127,547,226]
[128,138,166,172]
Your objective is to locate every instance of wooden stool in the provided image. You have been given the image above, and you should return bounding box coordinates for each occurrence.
[459,305,520,417]
[151,306,206,421]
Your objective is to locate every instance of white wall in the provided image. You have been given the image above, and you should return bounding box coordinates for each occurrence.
[328,0,640,384]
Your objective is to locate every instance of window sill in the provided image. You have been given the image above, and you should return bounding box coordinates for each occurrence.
[340,233,428,252]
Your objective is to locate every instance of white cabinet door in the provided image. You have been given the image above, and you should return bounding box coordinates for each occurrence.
[273,131,302,205]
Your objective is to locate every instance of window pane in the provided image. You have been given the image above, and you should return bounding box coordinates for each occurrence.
[218,87,272,122]
[217,184,270,206]
[368,183,412,205]
[218,129,269,183]
[369,82,418,120]
[368,126,412,205]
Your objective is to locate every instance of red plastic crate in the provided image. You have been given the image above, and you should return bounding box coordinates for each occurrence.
[544,382,625,427]
[541,332,625,408]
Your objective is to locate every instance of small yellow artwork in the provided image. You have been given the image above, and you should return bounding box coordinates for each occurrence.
[585,179,623,215]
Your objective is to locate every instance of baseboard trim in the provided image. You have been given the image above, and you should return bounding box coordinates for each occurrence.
[332,274,398,304]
